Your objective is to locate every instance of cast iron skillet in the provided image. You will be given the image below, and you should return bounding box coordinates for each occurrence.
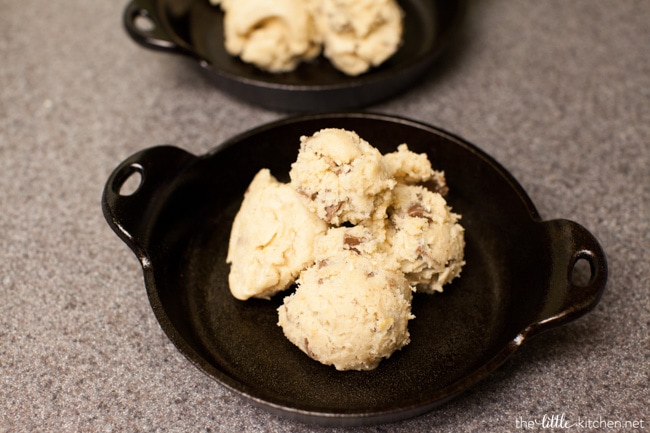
[102,113,607,426]
[122,0,466,111]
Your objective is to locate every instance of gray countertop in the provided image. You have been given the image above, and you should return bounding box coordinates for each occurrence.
[1,0,648,432]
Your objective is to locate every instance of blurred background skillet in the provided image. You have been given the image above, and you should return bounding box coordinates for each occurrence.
[123,0,467,111]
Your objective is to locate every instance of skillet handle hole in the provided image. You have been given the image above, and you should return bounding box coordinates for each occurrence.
[570,254,594,288]
[134,13,155,33]
[117,165,143,197]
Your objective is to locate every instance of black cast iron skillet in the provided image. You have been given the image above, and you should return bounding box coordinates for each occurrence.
[122,0,466,111]
[102,113,607,426]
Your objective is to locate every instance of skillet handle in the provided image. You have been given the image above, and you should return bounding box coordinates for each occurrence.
[101,145,197,263]
[123,0,189,55]
[526,219,608,337]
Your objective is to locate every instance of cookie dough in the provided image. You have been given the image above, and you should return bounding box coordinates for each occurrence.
[289,128,396,225]
[383,144,450,196]
[313,224,387,259]
[385,184,465,293]
[218,0,322,73]
[277,248,414,371]
[226,169,328,300]
[310,0,404,76]
[212,0,403,75]
[226,128,466,370]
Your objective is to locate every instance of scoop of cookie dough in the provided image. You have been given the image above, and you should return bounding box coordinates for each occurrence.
[289,128,396,225]
[226,169,328,300]
[310,0,403,75]
[383,144,450,195]
[313,224,388,259]
[219,0,321,72]
[386,184,465,293]
[277,249,414,370]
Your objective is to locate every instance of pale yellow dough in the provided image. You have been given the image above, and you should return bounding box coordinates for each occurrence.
[386,184,465,293]
[278,248,414,371]
[383,144,436,184]
[313,224,388,260]
[213,0,403,75]
[310,0,404,76]
[226,128,466,370]
[226,169,327,300]
[218,0,321,73]
[289,128,395,225]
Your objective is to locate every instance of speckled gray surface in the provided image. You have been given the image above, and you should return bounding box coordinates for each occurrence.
[1,0,648,432]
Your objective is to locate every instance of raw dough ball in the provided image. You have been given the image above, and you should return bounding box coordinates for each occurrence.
[386,184,465,293]
[383,144,449,195]
[310,0,404,76]
[383,144,432,182]
[219,0,321,72]
[226,169,328,300]
[313,224,387,259]
[289,128,396,225]
[277,249,414,371]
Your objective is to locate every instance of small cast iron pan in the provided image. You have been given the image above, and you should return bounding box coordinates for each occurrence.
[102,113,607,426]
[122,0,466,111]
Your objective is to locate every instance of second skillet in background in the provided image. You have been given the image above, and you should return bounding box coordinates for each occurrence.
[123,0,467,111]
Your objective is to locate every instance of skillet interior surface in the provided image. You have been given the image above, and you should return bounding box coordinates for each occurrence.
[124,0,466,110]
[103,114,606,425]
